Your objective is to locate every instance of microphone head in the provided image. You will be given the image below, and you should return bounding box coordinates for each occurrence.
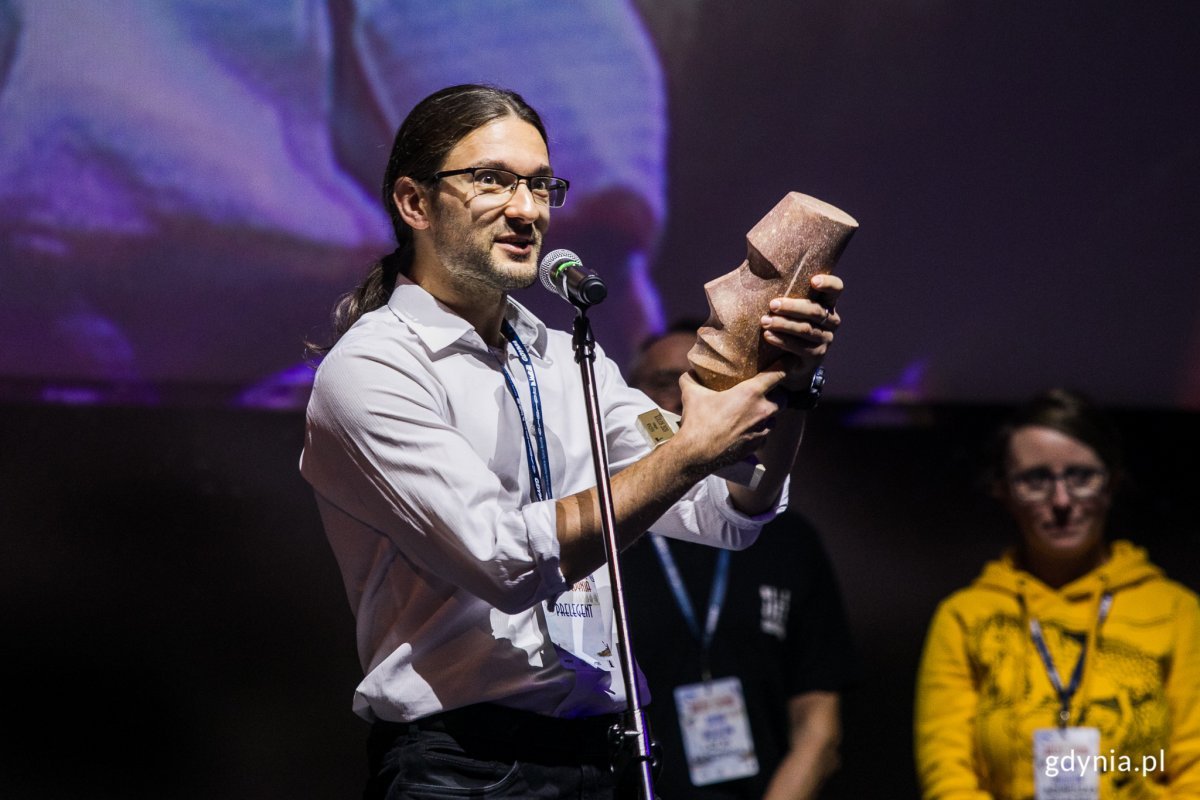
[539,248,583,296]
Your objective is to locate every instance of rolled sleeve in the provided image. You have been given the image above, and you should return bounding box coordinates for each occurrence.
[521,498,569,597]
[647,473,788,551]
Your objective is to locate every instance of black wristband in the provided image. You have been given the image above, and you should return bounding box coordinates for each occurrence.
[786,367,826,410]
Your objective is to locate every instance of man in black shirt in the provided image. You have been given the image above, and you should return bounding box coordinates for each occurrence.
[623,322,858,799]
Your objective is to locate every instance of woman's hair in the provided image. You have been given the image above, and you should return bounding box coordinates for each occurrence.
[310,84,547,355]
[984,387,1125,485]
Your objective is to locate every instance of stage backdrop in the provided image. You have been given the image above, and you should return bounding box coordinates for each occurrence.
[3,5,1199,798]
[2,1,1198,409]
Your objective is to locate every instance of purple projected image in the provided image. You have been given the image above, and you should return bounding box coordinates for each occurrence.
[637,2,1200,412]
[0,1,667,408]
[2,2,1199,411]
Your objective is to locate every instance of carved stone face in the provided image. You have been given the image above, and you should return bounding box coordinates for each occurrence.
[687,192,858,390]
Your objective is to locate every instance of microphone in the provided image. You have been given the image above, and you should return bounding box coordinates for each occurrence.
[539,249,608,307]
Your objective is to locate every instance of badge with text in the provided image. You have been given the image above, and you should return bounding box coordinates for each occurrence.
[1033,726,1101,800]
[544,571,615,671]
[674,677,759,786]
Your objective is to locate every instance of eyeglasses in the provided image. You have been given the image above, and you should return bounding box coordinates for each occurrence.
[432,167,570,208]
[1007,465,1108,503]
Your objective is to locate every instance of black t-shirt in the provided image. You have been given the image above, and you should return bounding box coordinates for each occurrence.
[621,512,858,799]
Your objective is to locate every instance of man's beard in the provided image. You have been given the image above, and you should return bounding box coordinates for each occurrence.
[431,211,541,296]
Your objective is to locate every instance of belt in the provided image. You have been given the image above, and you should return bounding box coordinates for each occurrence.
[373,704,623,764]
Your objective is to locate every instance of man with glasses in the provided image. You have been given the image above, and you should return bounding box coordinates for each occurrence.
[301,84,846,799]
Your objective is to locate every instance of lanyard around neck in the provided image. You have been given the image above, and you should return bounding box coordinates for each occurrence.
[1029,591,1113,727]
[498,320,552,502]
[650,534,731,681]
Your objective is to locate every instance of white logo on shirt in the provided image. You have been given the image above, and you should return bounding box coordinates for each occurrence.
[759,585,791,640]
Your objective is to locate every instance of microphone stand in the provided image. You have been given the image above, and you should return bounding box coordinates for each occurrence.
[571,306,658,800]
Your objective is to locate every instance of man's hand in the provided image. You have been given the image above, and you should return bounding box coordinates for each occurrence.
[555,364,787,580]
[759,274,844,390]
[671,367,787,474]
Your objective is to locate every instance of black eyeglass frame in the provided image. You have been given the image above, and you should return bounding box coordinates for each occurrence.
[1006,465,1109,502]
[431,167,570,208]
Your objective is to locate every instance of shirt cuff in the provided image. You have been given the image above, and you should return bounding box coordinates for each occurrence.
[708,472,790,527]
[522,498,570,596]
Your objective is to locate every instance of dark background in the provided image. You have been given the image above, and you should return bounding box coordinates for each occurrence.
[2,1,1199,407]
[3,400,1197,798]
[628,0,1200,408]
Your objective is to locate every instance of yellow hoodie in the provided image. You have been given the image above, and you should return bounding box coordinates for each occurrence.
[915,541,1200,799]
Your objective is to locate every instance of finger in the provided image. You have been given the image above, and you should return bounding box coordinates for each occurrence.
[676,370,704,412]
[766,296,837,327]
[743,367,788,395]
[813,304,841,332]
[810,273,844,304]
[764,330,830,354]
[761,312,834,343]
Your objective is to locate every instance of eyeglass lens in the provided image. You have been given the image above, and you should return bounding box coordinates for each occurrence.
[474,169,567,207]
[1010,466,1106,500]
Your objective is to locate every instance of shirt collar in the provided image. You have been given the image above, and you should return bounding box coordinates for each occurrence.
[387,273,550,359]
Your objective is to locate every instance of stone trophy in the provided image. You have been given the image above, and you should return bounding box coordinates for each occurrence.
[688,192,858,390]
[637,192,858,486]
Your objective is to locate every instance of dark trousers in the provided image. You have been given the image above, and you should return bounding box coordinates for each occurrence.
[364,704,631,799]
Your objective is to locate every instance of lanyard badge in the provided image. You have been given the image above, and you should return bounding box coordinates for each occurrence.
[652,536,759,786]
[499,320,552,502]
[1029,593,1112,727]
[1029,593,1112,800]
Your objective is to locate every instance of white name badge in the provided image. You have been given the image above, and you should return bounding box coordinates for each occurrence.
[1033,726,1101,800]
[544,572,615,670]
[674,677,759,787]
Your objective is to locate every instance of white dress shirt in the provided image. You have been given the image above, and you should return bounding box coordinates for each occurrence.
[301,275,781,722]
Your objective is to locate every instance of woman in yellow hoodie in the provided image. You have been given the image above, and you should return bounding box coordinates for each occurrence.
[915,389,1200,799]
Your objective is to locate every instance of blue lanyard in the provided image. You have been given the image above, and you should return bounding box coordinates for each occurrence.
[1029,592,1112,727]
[650,534,731,680]
[499,320,552,502]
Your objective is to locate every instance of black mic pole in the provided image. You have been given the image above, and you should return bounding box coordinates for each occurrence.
[570,306,658,800]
